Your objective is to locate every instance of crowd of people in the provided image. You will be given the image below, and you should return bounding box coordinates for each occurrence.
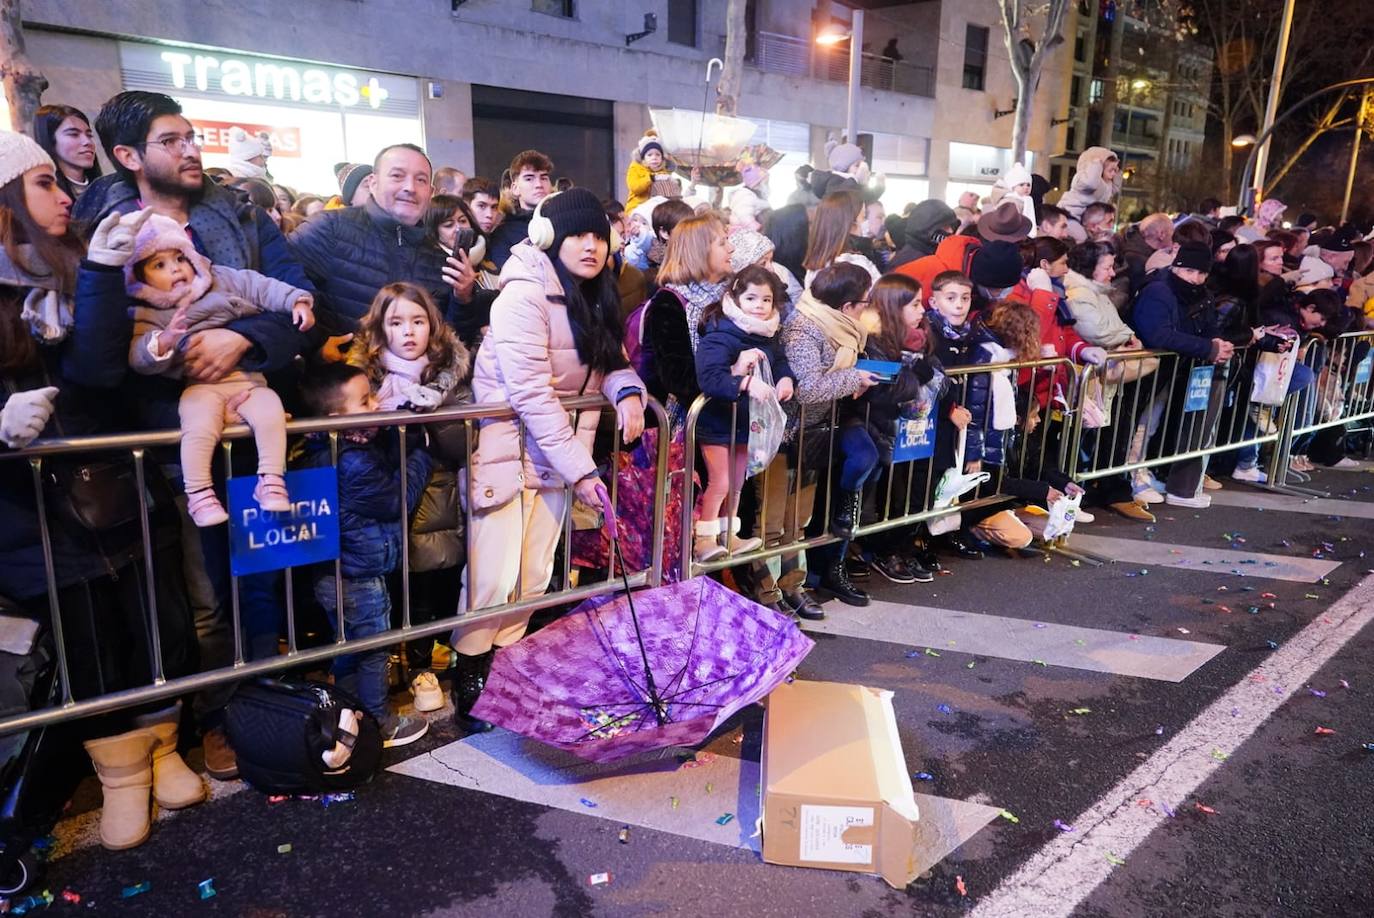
[0,95,1370,853]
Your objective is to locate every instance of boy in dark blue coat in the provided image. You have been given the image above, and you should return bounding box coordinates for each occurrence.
[298,363,433,748]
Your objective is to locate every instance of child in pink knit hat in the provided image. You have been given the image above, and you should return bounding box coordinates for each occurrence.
[124,211,314,526]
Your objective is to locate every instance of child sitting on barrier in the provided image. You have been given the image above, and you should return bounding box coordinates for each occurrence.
[350,281,471,713]
[693,264,794,562]
[297,363,434,749]
[124,212,314,527]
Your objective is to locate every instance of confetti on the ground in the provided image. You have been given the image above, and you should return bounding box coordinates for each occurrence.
[1341,680,1351,689]
[1053,819,1075,832]
[1266,640,1279,650]
[1105,853,1126,866]
[589,872,612,886]
[1211,749,1229,761]
[321,792,354,807]
[1305,593,1320,600]
[1177,627,1190,634]
[1074,639,1086,646]
[956,876,968,897]
[716,812,735,825]
[706,782,714,793]
[967,661,976,669]
[1315,727,1337,735]
[924,648,941,657]
[1195,803,1217,815]
[670,796,679,810]
[198,879,216,900]
[1032,659,1047,667]
[1161,802,1176,818]
[1033,623,1047,628]
[60,889,81,905]
[277,844,292,854]
[905,650,921,658]
[914,772,934,781]
[580,798,598,808]
[1310,688,1328,698]
[1155,725,1164,735]
[121,882,151,898]
[937,704,953,714]
[999,809,1020,823]
[1362,743,1374,751]
[1069,707,1092,715]
[618,827,630,844]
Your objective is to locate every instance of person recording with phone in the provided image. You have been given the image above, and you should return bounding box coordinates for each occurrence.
[424,193,494,350]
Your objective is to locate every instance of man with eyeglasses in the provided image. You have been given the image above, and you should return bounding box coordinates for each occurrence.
[70,90,317,785]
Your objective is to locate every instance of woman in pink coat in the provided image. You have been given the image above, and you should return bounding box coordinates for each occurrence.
[452,188,646,732]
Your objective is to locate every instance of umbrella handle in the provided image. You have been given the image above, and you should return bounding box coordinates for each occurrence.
[595,482,616,538]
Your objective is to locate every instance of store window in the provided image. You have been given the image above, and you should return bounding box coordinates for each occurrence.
[963,25,988,91]
[532,0,575,17]
[118,42,422,196]
[667,0,697,47]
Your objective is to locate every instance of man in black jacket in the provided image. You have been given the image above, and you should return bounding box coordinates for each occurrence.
[486,149,554,271]
[288,143,484,336]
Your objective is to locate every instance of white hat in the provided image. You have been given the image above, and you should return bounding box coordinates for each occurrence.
[1003,161,1032,188]
[227,127,270,178]
[1283,255,1335,287]
[0,131,54,190]
[728,186,767,223]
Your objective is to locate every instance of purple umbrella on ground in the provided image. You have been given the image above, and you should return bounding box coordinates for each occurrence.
[471,488,813,763]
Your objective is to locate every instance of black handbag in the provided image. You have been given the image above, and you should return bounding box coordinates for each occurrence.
[224,678,383,795]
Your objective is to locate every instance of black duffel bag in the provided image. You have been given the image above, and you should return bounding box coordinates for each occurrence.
[224,678,382,795]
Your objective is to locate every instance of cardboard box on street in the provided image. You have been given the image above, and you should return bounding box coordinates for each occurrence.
[761,680,922,888]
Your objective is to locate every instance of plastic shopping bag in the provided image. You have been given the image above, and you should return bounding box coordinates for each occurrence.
[1250,335,1297,406]
[746,357,787,478]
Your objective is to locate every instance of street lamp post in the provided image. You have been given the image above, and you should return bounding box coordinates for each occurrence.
[1340,88,1370,223]
[1251,0,1297,207]
[816,9,864,145]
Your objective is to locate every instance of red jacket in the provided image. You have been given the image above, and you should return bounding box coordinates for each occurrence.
[1009,280,1089,408]
[894,234,980,305]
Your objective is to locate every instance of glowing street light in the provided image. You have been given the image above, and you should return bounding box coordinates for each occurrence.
[1232,134,1257,147]
[815,28,848,46]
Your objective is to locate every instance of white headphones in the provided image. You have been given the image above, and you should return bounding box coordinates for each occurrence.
[527,191,621,253]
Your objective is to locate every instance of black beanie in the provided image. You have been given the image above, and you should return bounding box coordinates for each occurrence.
[1172,242,1212,272]
[541,188,611,241]
[970,241,1024,289]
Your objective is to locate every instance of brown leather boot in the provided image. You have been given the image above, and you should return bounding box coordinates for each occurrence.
[201,726,239,781]
[83,728,157,850]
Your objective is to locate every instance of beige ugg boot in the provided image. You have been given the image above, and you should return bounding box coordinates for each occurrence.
[726,517,763,554]
[693,520,727,563]
[83,728,157,850]
[134,704,208,809]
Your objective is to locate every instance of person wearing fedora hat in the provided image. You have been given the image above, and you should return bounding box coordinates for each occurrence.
[977,200,1033,244]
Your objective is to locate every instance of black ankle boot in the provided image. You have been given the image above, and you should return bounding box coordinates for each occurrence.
[453,650,495,734]
[830,489,862,539]
[818,553,870,606]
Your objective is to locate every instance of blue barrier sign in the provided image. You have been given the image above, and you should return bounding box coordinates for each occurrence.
[1356,355,1372,385]
[893,415,936,463]
[1184,365,1214,413]
[228,466,341,576]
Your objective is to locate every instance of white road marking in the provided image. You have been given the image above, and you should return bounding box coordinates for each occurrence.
[390,727,1003,877]
[1208,488,1374,521]
[969,574,1374,918]
[806,600,1225,682]
[1065,533,1340,582]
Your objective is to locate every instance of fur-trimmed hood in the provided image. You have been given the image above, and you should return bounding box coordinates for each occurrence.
[124,212,214,308]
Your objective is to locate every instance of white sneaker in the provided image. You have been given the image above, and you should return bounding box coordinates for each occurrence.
[1134,486,1165,505]
[1232,466,1268,483]
[1165,492,1212,509]
[410,672,444,713]
[1074,508,1095,523]
[1331,457,1361,470]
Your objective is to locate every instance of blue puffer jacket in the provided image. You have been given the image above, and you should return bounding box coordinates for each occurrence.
[928,312,1002,464]
[1132,272,1222,362]
[694,314,792,445]
[288,198,461,335]
[298,431,433,579]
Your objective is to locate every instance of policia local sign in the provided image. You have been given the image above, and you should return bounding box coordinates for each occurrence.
[228,467,340,577]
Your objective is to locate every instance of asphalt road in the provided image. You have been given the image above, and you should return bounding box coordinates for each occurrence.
[29,464,1374,917]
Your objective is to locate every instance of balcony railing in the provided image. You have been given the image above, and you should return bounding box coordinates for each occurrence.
[744,30,935,99]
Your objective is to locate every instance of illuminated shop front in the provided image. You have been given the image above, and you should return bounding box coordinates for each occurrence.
[118,42,423,195]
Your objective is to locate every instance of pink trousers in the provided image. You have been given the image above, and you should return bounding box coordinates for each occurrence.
[178,372,285,494]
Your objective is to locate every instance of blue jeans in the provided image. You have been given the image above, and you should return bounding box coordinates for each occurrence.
[839,425,881,492]
[1237,363,1315,469]
[313,575,391,719]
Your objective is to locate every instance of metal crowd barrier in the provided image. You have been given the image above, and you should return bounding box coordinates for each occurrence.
[1263,330,1374,492]
[0,395,670,735]
[678,356,1078,580]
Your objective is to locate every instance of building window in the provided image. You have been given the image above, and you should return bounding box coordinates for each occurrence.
[667,0,697,46]
[532,0,574,17]
[1071,75,1083,106]
[1090,78,1104,104]
[963,24,989,91]
[1074,33,1085,63]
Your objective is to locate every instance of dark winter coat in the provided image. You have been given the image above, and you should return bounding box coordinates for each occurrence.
[1132,272,1223,362]
[846,338,938,463]
[486,209,534,273]
[927,312,1003,465]
[288,197,470,336]
[694,314,792,445]
[641,287,699,409]
[299,431,432,579]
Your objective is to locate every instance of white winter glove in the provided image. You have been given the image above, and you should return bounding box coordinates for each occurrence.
[86,209,154,267]
[1025,267,1053,292]
[0,386,58,448]
[1079,346,1108,366]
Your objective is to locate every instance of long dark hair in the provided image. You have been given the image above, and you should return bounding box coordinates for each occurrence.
[764,203,809,283]
[868,273,926,358]
[33,104,102,197]
[0,174,84,373]
[424,193,480,250]
[546,231,627,375]
[1218,243,1259,304]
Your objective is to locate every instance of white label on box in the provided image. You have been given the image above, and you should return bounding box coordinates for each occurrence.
[798,805,875,864]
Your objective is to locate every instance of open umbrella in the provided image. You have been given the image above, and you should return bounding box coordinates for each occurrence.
[470,488,813,763]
